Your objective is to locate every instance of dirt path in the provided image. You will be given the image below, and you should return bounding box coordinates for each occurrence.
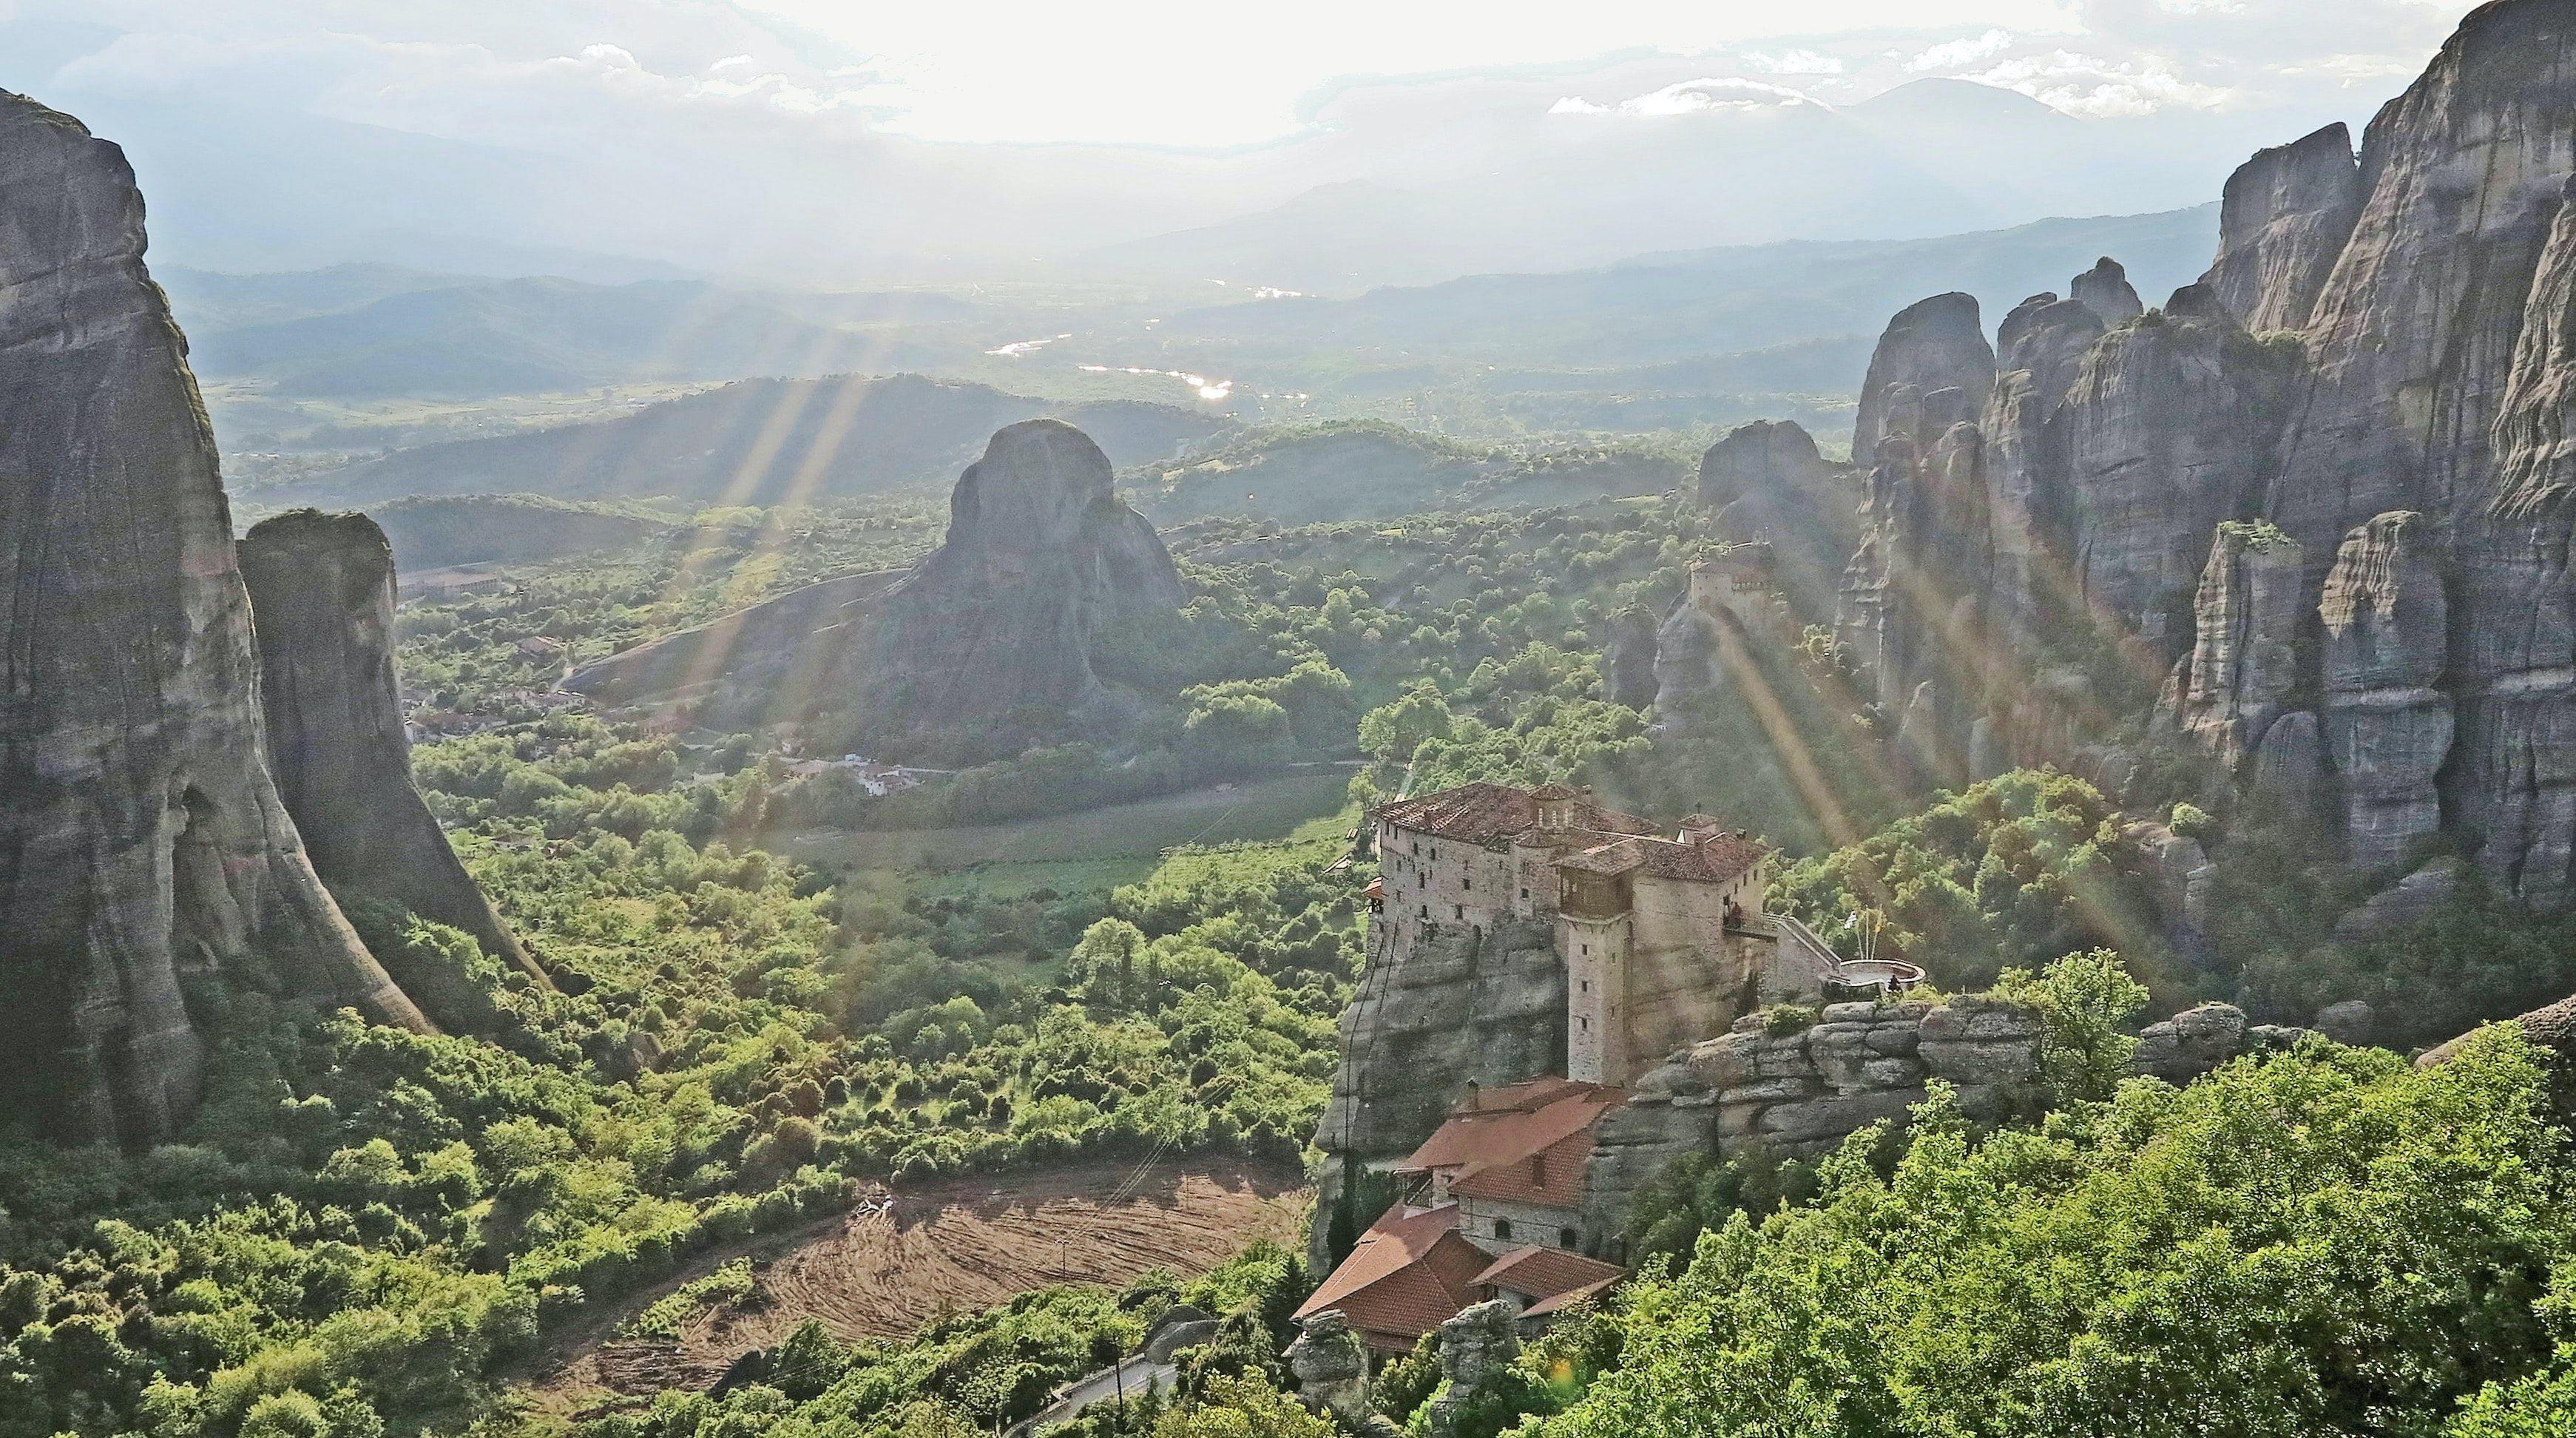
[530,1158,1310,1409]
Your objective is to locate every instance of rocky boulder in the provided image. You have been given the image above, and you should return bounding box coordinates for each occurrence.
[0,94,427,1144]
[1422,1301,1523,1438]
[240,511,544,1020]
[1285,1312,1381,1431]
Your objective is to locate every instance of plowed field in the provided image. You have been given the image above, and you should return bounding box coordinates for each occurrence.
[533,1158,1309,1408]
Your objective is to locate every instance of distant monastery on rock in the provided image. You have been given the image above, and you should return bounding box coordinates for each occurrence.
[1362,780,1839,1087]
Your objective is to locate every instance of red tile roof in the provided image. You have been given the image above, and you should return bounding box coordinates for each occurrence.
[1450,1127,1600,1209]
[1556,840,1644,875]
[1617,831,1766,885]
[1400,1081,1626,1212]
[1373,782,1764,887]
[1294,1202,1490,1351]
[1470,1245,1628,1308]
[1374,783,1654,848]
[1523,1275,1622,1319]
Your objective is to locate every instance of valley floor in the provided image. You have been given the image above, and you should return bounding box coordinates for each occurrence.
[763,769,1354,897]
[525,1158,1311,1414]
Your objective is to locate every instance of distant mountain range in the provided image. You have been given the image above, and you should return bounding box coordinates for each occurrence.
[261,376,1235,510]
[1082,81,2239,293]
[163,267,979,404]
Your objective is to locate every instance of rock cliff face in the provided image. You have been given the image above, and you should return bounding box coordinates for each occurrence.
[0,94,428,1144]
[1849,292,1995,466]
[2060,288,2297,654]
[1312,919,1566,1175]
[572,419,1188,762]
[2201,123,2363,332]
[1586,996,2310,1242]
[1766,0,2576,897]
[2316,512,2452,871]
[240,511,542,1013]
[1695,419,1859,624]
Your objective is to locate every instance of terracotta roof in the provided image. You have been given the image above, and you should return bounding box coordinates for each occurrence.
[1556,840,1643,875]
[1523,1274,1622,1319]
[1401,1081,1626,1212]
[1632,832,1767,885]
[1529,781,1582,800]
[1362,876,1385,900]
[1450,1127,1600,1209]
[1471,1246,1627,1306]
[1294,1203,1490,1350]
[1373,783,1655,848]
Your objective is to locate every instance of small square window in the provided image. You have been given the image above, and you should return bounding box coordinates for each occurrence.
[1519,887,1529,899]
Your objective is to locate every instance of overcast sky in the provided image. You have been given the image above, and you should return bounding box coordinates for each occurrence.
[0,1,2494,283]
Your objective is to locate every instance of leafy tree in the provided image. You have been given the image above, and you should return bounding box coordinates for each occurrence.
[1536,1030,2576,1437]
[1994,948,2150,1106]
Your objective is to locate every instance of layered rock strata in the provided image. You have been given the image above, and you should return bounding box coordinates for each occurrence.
[240,511,544,1011]
[0,93,428,1144]
[1585,996,2310,1241]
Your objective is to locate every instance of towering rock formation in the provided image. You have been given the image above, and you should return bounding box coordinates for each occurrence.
[1848,292,1995,465]
[853,419,1188,744]
[2069,257,2144,325]
[0,94,428,1144]
[240,511,542,1014]
[2201,124,2363,332]
[2058,284,2298,655]
[1694,418,1859,623]
[571,419,1189,763]
[1801,0,2576,900]
[2175,523,2309,768]
[1981,291,2106,668]
[2317,512,2452,871]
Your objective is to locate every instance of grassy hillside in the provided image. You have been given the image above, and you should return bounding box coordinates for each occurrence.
[266,375,1237,508]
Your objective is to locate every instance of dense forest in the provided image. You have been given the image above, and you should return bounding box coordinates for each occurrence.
[10,482,2576,1436]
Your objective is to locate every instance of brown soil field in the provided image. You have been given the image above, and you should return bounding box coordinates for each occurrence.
[533,1158,1310,1408]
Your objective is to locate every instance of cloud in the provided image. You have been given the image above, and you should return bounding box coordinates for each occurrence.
[1554,76,1820,118]
[1964,48,2232,116]
[1747,49,1845,75]
[1905,29,2016,72]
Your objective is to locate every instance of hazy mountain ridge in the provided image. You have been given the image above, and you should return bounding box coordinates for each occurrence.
[265,374,1237,509]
